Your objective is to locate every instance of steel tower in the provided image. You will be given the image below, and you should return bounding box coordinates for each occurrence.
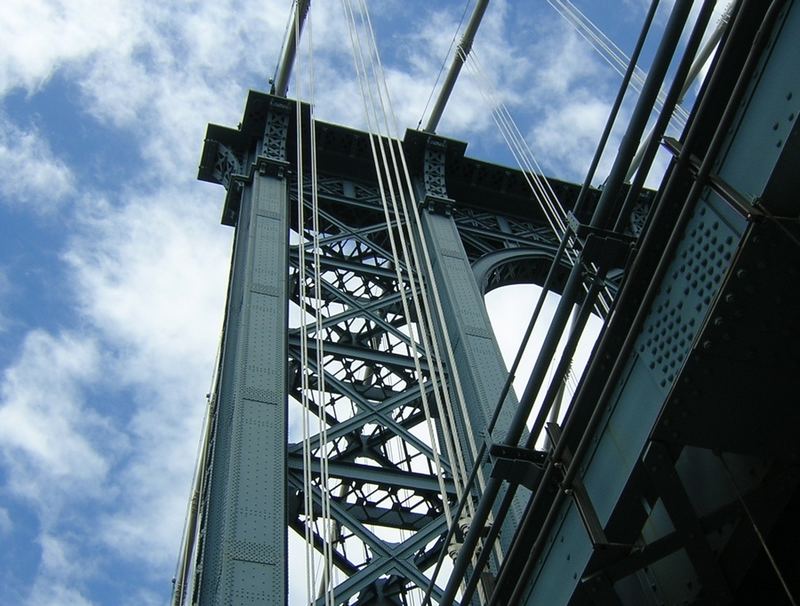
[186,96,611,602]
[174,1,800,604]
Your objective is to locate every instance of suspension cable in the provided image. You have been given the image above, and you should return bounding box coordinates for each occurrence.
[547,0,690,127]
[356,0,473,505]
[354,0,497,533]
[305,8,335,603]
[341,0,455,529]
[294,11,316,601]
[350,1,506,591]
[464,47,614,314]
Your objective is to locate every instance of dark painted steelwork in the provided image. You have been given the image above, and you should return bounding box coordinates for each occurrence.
[184,1,800,603]
[272,0,311,97]
[590,0,693,229]
[437,1,698,597]
[489,3,800,605]
[573,0,661,220]
[613,0,717,232]
[424,0,490,133]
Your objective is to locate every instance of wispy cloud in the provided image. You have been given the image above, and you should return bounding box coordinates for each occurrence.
[0,0,137,96]
[0,117,75,210]
[0,506,11,535]
[25,533,97,606]
[0,330,108,508]
[0,269,10,333]
[64,187,230,567]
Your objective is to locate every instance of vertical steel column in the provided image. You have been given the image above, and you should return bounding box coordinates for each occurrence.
[417,208,527,557]
[196,156,289,602]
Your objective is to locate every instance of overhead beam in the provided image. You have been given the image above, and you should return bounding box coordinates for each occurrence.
[272,0,311,97]
[424,0,490,133]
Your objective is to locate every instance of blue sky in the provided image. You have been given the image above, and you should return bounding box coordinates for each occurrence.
[0,1,724,604]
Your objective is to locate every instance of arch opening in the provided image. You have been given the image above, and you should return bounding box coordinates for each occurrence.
[484,283,603,448]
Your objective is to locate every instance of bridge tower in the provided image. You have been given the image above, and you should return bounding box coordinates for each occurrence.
[182,90,613,603]
[173,1,800,605]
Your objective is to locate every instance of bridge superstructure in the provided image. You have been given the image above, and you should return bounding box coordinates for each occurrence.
[173,1,800,604]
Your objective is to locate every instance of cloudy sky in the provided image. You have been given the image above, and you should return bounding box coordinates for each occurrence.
[0,0,719,604]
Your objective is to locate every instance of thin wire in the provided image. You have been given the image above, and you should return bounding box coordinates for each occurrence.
[294,9,316,603]
[171,333,224,605]
[341,0,454,529]
[354,16,503,585]
[464,49,613,314]
[417,0,473,130]
[546,0,689,128]
[351,1,465,513]
[361,0,476,472]
[465,49,566,231]
[346,12,493,597]
[307,7,335,602]
[352,1,499,591]
[719,454,798,606]
[359,0,471,510]
[357,0,472,506]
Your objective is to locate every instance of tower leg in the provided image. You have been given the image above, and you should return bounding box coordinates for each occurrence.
[419,208,528,556]
[197,170,289,605]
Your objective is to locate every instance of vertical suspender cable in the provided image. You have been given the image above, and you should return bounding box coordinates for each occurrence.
[355,2,507,588]
[306,8,335,602]
[463,50,614,315]
[341,0,455,529]
[356,0,474,502]
[293,11,318,604]
[355,0,496,549]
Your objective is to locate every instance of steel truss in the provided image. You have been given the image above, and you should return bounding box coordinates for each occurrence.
[284,173,565,604]
[183,89,605,605]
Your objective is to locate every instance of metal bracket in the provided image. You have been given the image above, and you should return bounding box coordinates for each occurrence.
[488,442,546,491]
[662,136,763,222]
[546,423,633,556]
[566,212,635,270]
[211,142,245,191]
[260,99,291,178]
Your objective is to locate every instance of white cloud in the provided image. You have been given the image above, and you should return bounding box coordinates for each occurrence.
[0,0,287,188]
[531,96,612,178]
[0,330,109,509]
[0,182,233,597]
[0,268,10,333]
[26,583,93,606]
[73,0,290,181]
[0,118,75,210]
[25,534,95,606]
[63,186,231,567]
[0,0,137,96]
[66,189,230,387]
[396,0,534,138]
[515,21,621,181]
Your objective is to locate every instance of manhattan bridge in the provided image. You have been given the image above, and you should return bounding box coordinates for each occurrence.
[171,0,800,604]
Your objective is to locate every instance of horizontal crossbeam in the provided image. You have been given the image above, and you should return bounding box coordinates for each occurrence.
[288,453,456,495]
